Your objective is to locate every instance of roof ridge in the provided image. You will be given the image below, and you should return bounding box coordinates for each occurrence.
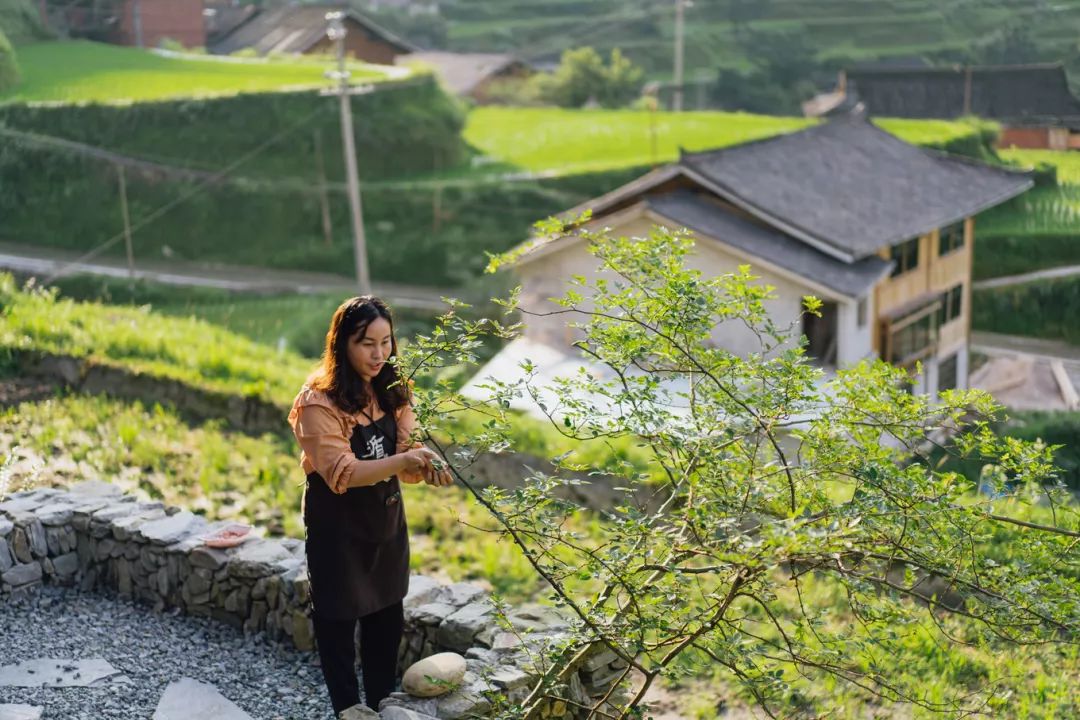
[851,62,1066,74]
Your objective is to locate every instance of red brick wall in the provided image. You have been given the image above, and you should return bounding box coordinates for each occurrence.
[998,126,1052,150]
[115,0,207,49]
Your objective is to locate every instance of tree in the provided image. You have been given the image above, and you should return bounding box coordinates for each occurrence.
[0,27,20,94]
[400,219,1080,718]
[974,24,1043,66]
[531,47,645,109]
[716,28,821,114]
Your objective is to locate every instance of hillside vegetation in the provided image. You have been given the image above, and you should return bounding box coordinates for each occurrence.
[441,0,1080,79]
[0,0,49,45]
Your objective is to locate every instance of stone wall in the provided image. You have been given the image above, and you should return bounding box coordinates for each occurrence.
[0,482,628,719]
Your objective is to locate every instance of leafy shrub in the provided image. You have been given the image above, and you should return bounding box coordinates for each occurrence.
[0,27,19,93]
[527,46,644,108]
[0,0,49,45]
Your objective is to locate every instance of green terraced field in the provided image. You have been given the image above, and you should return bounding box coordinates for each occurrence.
[441,0,1080,79]
[0,41,388,103]
[463,107,976,174]
[1003,149,1080,186]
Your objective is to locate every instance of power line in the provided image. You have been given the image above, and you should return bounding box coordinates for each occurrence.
[40,105,327,285]
[1,123,605,196]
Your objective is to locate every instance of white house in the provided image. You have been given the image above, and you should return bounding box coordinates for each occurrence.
[465,113,1033,418]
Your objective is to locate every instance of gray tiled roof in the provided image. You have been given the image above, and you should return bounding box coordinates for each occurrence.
[679,114,1033,260]
[847,64,1080,127]
[645,192,892,299]
[402,52,526,95]
[211,3,414,56]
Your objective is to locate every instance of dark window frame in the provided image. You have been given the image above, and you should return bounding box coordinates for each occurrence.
[939,352,959,393]
[890,237,920,278]
[939,284,963,326]
[938,221,966,257]
[881,299,941,365]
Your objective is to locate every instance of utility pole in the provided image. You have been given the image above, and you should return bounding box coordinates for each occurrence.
[116,164,135,286]
[673,0,686,112]
[326,11,372,295]
[132,0,144,48]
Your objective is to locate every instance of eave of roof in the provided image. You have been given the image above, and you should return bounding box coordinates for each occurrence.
[209,4,416,56]
[644,192,893,299]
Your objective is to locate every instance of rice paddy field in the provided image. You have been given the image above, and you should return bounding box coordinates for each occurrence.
[462,107,977,175]
[0,41,388,104]
[974,149,1080,279]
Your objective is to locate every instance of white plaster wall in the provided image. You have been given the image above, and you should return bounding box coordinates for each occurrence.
[835,295,875,367]
[516,212,818,359]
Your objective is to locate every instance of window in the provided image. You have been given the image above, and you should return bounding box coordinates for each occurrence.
[939,353,958,393]
[882,299,941,364]
[891,312,936,362]
[890,237,920,277]
[939,284,963,325]
[938,222,965,256]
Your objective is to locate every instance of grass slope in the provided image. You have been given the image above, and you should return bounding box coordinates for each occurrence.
[0,41,386,103]
[463,107,977,174]
[0,273,313,405]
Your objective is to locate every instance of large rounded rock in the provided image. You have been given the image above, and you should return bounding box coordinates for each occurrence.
[402,652,467,698]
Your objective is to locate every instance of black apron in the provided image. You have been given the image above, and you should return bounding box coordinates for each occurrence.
[303,411,410,620]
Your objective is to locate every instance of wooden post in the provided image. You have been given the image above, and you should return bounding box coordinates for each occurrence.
[117,164,135,286]
[432,185,443,234]
[313,130,334,247]
[963,66,973,116]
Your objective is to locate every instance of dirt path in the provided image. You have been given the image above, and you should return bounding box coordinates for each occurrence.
[0,241,461,311]
[973,264,1080,290]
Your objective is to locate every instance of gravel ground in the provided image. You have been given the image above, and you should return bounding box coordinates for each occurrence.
[0,585,337,720]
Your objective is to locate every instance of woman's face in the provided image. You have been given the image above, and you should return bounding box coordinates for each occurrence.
[348,316,393,383]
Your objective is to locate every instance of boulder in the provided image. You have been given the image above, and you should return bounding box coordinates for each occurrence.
[338,704,379,720]
[437,601,495,652]
[379,707,438,720]
[401,652,466,698]
[1,562,41,588]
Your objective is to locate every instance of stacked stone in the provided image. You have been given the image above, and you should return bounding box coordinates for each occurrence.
[1,482,626,719]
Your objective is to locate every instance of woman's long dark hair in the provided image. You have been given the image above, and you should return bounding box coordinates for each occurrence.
[309,296,409,416]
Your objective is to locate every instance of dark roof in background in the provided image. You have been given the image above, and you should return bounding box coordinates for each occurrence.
[400,52,528,95]
[679,114,1033,260]
[211,3,415,56]
[846,63,1080,127]
[205,3,258,47]
[646,192,893,298]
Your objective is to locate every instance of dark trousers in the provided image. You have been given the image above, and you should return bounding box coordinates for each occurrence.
[312,601,404,714]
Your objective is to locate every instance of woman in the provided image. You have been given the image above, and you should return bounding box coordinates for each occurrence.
[287,295,452,716]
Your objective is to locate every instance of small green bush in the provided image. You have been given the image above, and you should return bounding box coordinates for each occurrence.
[0,27,19,93]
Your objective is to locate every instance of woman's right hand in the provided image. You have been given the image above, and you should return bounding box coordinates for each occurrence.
[401,447,437,478]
